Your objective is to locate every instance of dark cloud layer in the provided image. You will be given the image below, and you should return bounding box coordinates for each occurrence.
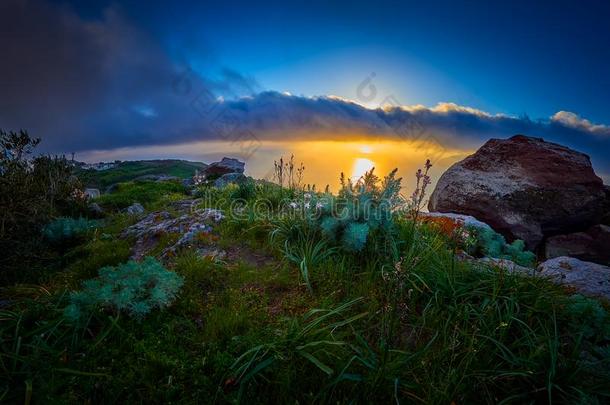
[1,0,609,176]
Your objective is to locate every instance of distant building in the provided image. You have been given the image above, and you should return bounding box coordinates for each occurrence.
[82,162,116,171]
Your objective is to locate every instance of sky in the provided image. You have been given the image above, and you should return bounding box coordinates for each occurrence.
[1,0,610,174]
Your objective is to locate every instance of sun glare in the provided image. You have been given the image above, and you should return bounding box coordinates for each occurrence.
[359,144,373,154]
[352,157,375,180]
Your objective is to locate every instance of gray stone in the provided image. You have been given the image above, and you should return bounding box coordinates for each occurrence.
[84,188,100,199]
[126,202,145,216]
[214,173,247,188]
[420,212,493,231]
[88,202,104,216]
[477,257,535,275]
[537,256,610,300]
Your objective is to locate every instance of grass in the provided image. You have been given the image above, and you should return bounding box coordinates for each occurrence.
[95,180,188,210]
[76,159,206,190]
[1,175,609,404]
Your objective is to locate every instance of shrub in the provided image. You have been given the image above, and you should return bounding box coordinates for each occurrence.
[469,226,536,267]
[1,129,83,283]
[64,257,184,321]
[43,217,100,245]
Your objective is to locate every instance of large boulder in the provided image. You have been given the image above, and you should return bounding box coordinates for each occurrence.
[428,135,606,250]
[544,224,610,265]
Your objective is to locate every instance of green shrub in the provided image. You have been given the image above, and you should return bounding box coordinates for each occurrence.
[469,226,536,267]
[65,257,184,321]
[1,130,83,283]
[43,217,100,245]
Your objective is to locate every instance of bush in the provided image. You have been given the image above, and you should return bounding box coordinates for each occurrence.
[1,129,83,283]
[65,257,184,321]
[469,226,536,267]
[43,217,100,246]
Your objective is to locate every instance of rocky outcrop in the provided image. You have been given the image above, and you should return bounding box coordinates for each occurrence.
[544,224,610,265]
[419,212,493,231]
[214,173,247,188]
[537,256,610,300]
[121,207,224,260]
[203,157,245,177]
[428,135,606,250]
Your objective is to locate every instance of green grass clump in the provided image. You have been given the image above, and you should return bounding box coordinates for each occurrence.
[96,180,187,210]
[65,257,184,321]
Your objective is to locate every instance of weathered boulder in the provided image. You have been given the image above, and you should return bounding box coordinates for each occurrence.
[203,157,245,177]
[126,202,145,216]
[545,224,610,265]
[428,135,606,250]
[88,202,104,216]
[214,173,247,188]
[537,256,610,300]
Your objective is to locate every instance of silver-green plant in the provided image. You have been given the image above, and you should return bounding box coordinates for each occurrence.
[64,257,184,321]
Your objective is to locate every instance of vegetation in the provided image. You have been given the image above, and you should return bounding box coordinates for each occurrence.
[76,159,206,189]
[65,257,184,321]
[468,226,536,267]
[95,180,187,210]
[0,130,84,284]
[1,148,609,404]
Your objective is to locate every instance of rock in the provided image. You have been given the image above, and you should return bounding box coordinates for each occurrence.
[203,157,245,177]
[88,202,104,216]
[121,208,224,260]
[419,212,493,231]
[602,185,610,226]
[545,224,610,265]
[429,135,606,250]
[126,202,145,216]
[214,173,247,188]
[477,257,535,275]
[537,256,610,300]
[84,188,100,199]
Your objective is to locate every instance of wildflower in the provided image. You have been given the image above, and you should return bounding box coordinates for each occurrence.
[304,202,310,209]
[304,193,312,200]
[289,202,298,209]
[315,201,324,209]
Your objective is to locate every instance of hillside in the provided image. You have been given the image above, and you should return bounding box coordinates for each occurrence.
[76,159,207,190]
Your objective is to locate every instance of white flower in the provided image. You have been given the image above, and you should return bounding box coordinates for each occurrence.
[304,193,312,200]
[289,202,298,209]
[304,202,310,209]
[315,201,324,209]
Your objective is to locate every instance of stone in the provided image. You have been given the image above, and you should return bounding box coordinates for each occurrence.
[537,256,610,300]
[121,208,224,260]
[419,212,493,231]
[88,202,104,216]
[214,173,247,188]
[544,224,610,265]
[428,135,606,250]
[477,257,535,275]
[84,188,100,199]
[126,202,145,216]
[203,157,245,177]
[134,174,181,182]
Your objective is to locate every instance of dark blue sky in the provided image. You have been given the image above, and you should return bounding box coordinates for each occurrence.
[1,0,610,175]
[53,0,610,122]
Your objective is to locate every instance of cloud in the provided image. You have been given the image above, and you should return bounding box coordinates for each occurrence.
[551,111,610,137]
[1,0,609,178]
